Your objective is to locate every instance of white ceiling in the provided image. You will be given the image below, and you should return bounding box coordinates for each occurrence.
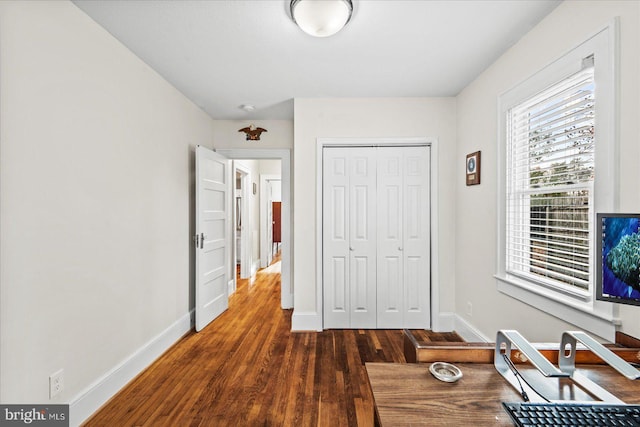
[72,0,561,120]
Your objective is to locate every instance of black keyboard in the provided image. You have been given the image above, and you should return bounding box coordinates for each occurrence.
[502,401,640,426]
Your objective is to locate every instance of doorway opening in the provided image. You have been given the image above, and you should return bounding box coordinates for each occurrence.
[218,149,292,310]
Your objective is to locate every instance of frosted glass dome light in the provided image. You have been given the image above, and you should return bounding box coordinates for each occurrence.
[290,0,353,38]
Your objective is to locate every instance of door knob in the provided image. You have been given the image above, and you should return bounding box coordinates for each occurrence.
[398,247,403,251]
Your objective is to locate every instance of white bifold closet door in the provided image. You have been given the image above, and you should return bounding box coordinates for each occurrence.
[323,148,378,329]
[323,146,430,329]
[376,147,430,328]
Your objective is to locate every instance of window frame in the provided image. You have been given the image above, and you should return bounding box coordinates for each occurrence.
[496,20,619,341]
[506,66,595,298]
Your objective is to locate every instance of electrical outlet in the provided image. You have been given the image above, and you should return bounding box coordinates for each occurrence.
[466,302,473,317]
[49,369,64,399]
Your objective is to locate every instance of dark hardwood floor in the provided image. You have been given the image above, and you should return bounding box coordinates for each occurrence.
[84,254,463,426]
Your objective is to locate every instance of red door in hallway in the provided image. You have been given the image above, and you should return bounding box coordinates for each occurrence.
[272,201,281,246]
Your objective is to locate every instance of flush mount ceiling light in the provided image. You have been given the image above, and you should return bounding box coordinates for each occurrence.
[290,0,353,38]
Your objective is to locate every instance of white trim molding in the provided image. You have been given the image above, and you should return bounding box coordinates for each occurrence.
[433,311,456,333]
[452,314,492,343]
[69,312,193,426]
[291,311,323,332]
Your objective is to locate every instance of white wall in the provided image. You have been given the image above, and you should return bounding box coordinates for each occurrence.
[292,98,457,330]
[259,160,282,202]
[618,0,640,339]
[269,181,282,203]
[456,0,640,342]
[0,0,214,420]
[259,159,282,176]
[3,2,637,425]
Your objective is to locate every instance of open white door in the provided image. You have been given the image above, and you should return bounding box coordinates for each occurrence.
[195,146,229,332]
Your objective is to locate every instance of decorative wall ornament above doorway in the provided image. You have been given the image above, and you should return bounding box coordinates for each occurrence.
[238,124,268,141]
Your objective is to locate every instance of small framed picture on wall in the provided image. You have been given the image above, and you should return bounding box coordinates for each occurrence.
[466,151,481,186]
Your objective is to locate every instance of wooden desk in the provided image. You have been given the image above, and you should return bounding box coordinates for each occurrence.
[366,362,640,426]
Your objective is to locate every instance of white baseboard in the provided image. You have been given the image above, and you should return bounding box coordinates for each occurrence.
[69,311,193,427]
[291,310,322,331]
[432,311,490,342]
[281,292,293,310]
[432,311,456,332]
[453,314,491,342]
[289,310,489,341]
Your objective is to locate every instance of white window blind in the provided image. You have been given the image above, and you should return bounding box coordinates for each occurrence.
[506,65,595,293]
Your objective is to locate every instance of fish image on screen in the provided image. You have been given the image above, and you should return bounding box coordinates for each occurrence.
[597,213,640,306]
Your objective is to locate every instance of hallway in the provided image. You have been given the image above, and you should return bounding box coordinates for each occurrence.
[84,256,459,426]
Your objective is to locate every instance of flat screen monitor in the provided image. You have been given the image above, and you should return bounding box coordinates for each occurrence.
[596,213,640,306]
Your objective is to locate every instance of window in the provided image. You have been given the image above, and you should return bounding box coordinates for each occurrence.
[506,65,594,298]
[497,23,617,340]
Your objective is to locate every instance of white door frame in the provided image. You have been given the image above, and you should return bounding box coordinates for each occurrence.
[316,137,441,331]
[217,149,292,309]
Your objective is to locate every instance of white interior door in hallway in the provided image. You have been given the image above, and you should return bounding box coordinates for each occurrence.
[323,146,431,329]
[195,146,229,331]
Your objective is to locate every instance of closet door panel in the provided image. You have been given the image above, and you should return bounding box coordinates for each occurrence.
[323,150,350,328]
[352,256,370,309]
[378,255,402,327]
[403,147,431,328]
[352,185,370,240]
[405,185,421,239]
[329,257,348,309]
[377,148,404,328]
[405,255,421,310]
[349,150,377,328]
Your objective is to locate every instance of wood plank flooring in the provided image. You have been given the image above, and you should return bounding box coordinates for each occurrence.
[83,255,463,426]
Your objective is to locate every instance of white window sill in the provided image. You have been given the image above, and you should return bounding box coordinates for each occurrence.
[495,273,618,342]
